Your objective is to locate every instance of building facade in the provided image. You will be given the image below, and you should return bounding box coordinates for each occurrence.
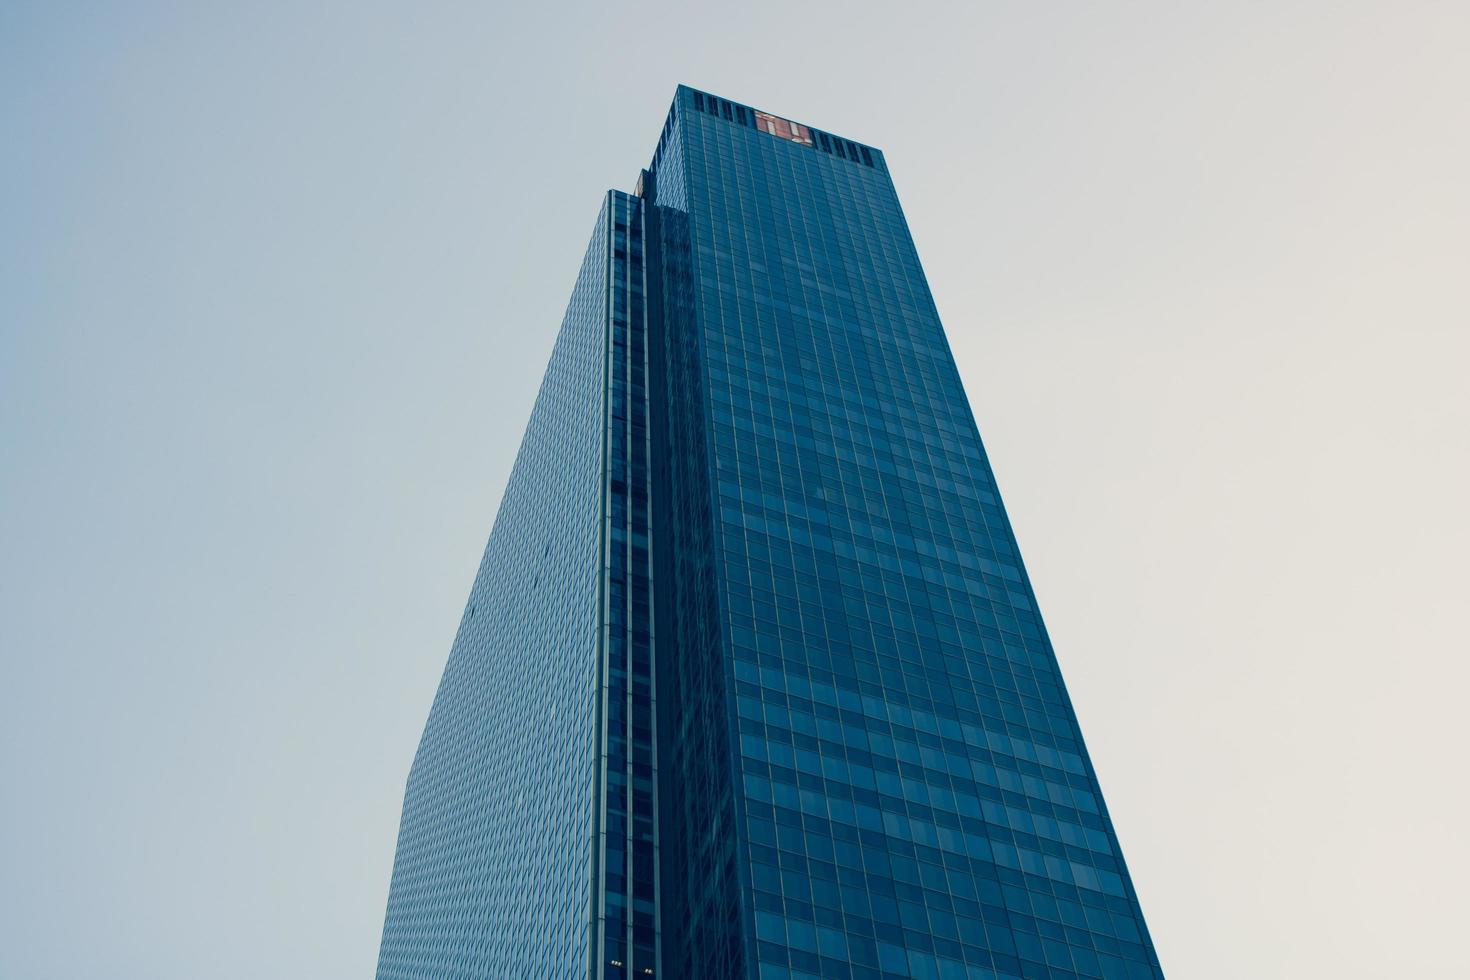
[376,86,1163,980]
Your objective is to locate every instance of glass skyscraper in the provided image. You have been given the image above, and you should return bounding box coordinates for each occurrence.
[376,86,1162,980]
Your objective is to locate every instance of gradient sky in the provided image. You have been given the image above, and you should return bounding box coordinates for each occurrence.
[3,2,1468,978]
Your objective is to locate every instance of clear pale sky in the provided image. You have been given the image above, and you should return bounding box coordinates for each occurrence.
[3,2,1467,978]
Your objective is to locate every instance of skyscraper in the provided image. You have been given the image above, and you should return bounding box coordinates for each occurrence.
[376,86,1162,980]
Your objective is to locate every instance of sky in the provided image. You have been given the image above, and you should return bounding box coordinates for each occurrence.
[2,2,1468,978]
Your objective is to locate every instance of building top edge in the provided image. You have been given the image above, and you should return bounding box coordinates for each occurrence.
[672,84,885,163]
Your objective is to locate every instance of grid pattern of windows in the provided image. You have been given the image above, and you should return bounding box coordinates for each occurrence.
[375,202,614,980]
[596,191,663,979]
[376,85,1160,980]
[650,129,750,980]
[656,86,1162,980]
